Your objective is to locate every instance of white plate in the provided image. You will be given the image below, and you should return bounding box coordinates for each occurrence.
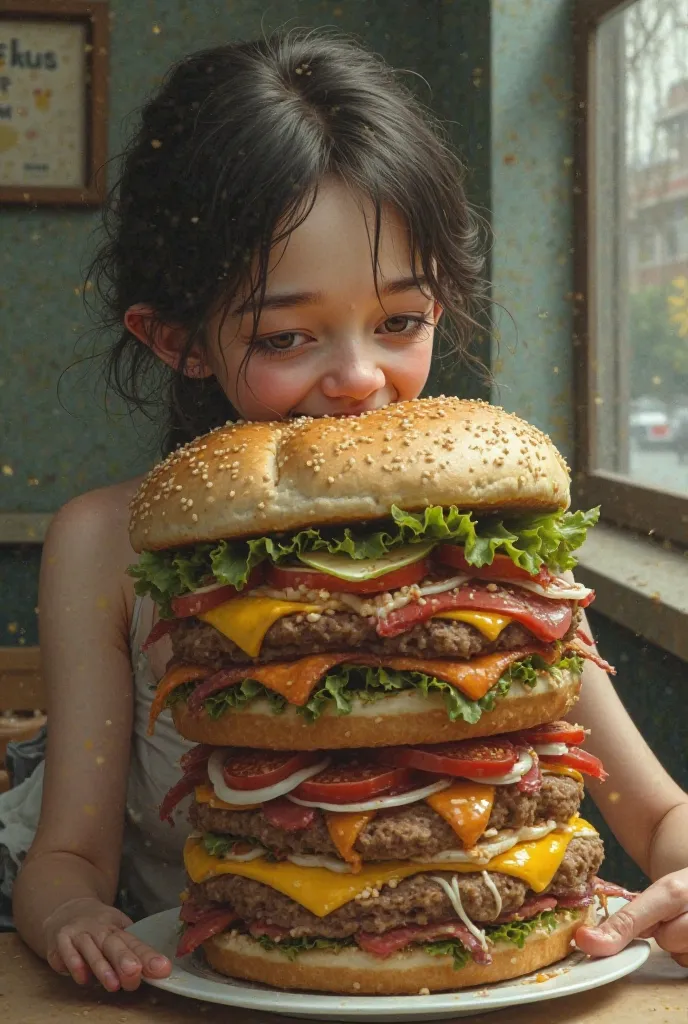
[127,898,650,1021]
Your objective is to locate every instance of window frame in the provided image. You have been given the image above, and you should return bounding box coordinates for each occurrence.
[572,0,688,546]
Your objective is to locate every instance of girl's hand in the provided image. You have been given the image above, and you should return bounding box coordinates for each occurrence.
[576,869,688,968]
[44,896,172,991]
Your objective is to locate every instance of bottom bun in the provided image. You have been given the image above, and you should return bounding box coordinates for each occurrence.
[202,906,595,995]
[173,668,581,749]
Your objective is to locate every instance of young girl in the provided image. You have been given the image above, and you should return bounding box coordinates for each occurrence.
[9,29,688,994]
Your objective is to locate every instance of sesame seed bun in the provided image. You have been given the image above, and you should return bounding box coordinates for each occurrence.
[200,905,595,994]
[170,667,581,749]
[129,398,570,552]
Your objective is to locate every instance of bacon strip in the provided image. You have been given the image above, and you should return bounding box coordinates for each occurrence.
[568,639,616,674]
[159,767,207,825]
[142,617,179,652]
[593,877,640,901]
[186,645,556,714]
[148,664,211,734]
[356,921,492,964]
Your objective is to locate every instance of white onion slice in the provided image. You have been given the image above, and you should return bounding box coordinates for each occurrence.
[287,777,451,813]
[187,581,233,595]
[461,749,533,788]
[288,854,354,874]
[489,577,594,602]
[533,742,569,756]
[207,750,330,806]
[219,845,267,863]
[417,575,470,597]
[417,821,557,864]
[431,875,488,950]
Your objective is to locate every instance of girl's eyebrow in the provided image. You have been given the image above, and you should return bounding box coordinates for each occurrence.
[232,275,430,316]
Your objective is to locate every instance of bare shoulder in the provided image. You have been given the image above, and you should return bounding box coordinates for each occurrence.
[44,475,147,628]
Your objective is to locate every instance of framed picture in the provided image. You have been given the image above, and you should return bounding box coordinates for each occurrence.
[0,0,108,205]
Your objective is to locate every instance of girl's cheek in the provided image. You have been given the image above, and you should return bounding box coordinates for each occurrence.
[236,360,317,419]
[386,337,434,400]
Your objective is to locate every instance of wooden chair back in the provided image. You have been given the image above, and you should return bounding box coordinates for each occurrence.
[0,647,46,792]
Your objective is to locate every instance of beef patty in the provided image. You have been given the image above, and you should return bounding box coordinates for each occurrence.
[172,607,580,669]
[189,834,603,935]
[189,774,583,860]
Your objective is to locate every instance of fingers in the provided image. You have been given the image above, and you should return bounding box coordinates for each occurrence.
[76,933,134,991]
[118,932,172,978]
[55,931,99,988]
[654,911,688,964]
[576,874,688,957]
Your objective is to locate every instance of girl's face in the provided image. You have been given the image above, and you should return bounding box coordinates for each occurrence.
[203,178,440,420]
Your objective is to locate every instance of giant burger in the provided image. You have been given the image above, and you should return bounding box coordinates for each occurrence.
[129,397,626,994]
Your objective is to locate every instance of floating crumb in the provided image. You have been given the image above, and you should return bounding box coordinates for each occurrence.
[418,987,430,996]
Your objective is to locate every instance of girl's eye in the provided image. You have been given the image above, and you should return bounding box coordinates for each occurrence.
[378,315,431,336]
[255,332,310,355]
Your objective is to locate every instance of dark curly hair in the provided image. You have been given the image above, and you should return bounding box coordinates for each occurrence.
[89,28,486,455]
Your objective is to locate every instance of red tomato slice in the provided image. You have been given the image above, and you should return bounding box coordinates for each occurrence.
[221,749,321,791]
[519,721,586,746]
[541,748,608,781]
[292,760,413,803]
[266,560,429,595]
[378,580,573,643]
[379,739,518,779]
[176,908,238,957]
[171,567,264,618]
[436,547,553,585]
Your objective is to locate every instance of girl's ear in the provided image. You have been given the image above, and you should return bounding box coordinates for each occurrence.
[124,304,213,378]
[433,300,444,326]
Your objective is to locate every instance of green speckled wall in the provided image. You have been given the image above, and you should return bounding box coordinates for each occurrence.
[491,0,575,461]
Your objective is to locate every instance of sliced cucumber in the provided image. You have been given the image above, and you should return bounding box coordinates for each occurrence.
[297,542,435,581]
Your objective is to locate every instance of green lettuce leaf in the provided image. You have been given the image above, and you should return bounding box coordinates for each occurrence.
[250,909,570,969]
[254,934,349,961]
[168,654,584,726]
[128,504,599,615]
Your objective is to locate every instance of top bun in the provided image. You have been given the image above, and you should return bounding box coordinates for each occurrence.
[129,397,570,552]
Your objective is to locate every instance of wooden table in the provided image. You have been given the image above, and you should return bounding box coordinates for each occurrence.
[1,933,685,1023]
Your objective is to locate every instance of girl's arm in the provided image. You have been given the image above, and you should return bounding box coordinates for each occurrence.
[12,487,172,990]
[570,613,688,966]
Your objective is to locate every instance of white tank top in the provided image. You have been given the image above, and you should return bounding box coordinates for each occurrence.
[121,594,196,916]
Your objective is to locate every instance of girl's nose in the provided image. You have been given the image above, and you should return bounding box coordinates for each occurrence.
[320,348,386,401]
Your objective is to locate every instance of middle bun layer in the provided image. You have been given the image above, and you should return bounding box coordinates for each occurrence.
[171,667,581,748]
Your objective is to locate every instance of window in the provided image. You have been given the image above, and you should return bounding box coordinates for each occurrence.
[573,0,688,545]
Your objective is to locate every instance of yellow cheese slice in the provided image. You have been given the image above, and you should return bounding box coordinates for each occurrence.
[199,597,321,658]
[433,610,512,641]
[426,782,495,849]
[324,811,376,873]
[194,784,260,811]
[184,816,595,917]
[539,764,585,784]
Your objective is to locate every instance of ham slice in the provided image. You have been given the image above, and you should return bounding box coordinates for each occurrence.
[176,908,238,957]
[516,747,543,795]
[262,797,316,831]
[356,921,492,964]
[378,581,574,643]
